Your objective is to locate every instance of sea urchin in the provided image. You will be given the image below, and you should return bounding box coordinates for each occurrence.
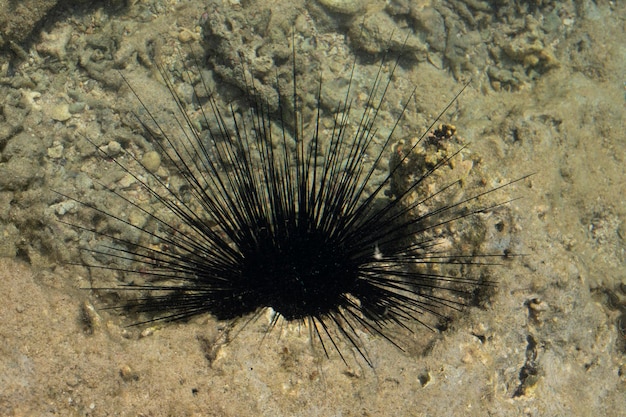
[60,35,525,366]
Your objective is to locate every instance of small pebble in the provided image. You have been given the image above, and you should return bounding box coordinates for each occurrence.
[318,0,364,14]
[69,102,86,114]
[49,103,71,121]
[51,200,77,215]
[107,141,122,157]
[178,28,197,43]
[140,327,155,338]
[118,173,137,189]
[128,211,148,228]
[119,364,139,382]
[47,141,64,159]
[142,151,161,173]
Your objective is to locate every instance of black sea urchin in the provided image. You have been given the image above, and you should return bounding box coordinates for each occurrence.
[61,37,525,366]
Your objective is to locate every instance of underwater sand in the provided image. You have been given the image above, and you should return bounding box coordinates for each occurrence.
[0,0,625,415]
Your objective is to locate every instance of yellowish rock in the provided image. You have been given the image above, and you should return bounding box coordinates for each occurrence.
[318,0,365,14]
[49,103,71,122]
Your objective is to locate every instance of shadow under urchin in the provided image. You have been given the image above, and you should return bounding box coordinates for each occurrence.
[61,34,525,367]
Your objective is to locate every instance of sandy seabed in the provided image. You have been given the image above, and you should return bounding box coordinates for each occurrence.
[0,0,625,415]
